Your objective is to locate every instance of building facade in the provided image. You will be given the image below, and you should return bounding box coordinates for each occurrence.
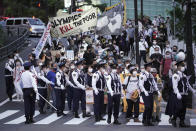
[100,0,173,19]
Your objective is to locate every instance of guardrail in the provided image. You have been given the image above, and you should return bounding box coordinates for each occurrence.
[0,27,30,60]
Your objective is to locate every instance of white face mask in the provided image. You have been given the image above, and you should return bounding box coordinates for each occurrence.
[181,67,185,72]
[141,69,145,73]
[88,68,93,73]
[166,45,170,48]
[71,65,75,69]
[80,66,84,70]
[173,65,177,70]
[153,42,156,45]
[112,69,117,74]
[15,54,19,57]
[132,71,137,76]
[39,63,43,66]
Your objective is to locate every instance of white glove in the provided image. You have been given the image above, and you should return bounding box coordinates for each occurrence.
[158,91,161,97]
[61,85,65,90]
[49,81,55,85]
[94,89,99,95]
[81,86,86,90]
[193,90,196,94]
[110,91,114,97]
[144,90,149,96]
[177,93,182,100]
[34,88,38,94]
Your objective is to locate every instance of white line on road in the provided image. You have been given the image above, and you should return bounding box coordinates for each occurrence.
[35,111,69,125]
[190,119,196,126]
[0,94,16,107]
[0,110,19,120]
[95,113,122,125]
[4,111,40,124]
[64,113,91,125]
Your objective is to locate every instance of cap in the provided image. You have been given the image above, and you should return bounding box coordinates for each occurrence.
[144,62,152,68]
[76,58,84,66]
[59,62,66,68]
[110,64,117,69]
[97,60,107,69]
[23,62,32,67]
[175,61,185,67]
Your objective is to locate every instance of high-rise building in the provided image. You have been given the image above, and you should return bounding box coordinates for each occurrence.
[100,0,173,19]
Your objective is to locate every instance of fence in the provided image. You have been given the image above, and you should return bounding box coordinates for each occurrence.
[0,27,30,60]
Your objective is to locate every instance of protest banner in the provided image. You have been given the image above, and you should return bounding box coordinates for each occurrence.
[50,8,97,38]
[34,23,51,59]
[86,89,94,104]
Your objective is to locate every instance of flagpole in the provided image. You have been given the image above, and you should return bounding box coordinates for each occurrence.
[134,0,140,67]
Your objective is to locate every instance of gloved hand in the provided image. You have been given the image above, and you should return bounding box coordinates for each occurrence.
[34,88,38,94]
[158,91,161,97]
[94,89,99,95]
[144,90,149,96]
[49,81,55,85]
[177,93,182,100]
[61,85,65,90]
[110,91,114,97]
[81,86,86,91]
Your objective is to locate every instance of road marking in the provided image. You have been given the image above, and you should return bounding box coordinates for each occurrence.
[126,114,143,125]
[190,119,196,126]
[0,94,16,107]
[0,110,19,120]
[95,113,122,125]
[35,111,69,125]
[64,113,92,125]
[158,114,171,126]
[4,111,39,124]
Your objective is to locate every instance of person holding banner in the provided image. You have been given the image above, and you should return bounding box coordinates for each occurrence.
[106,64,123,125]
[92,62,107,122]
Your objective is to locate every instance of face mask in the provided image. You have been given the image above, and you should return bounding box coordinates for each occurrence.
[153,42,156,45]
[132,71,137,76]
[15,54,19,57]
[165,55,171,59]
[71,65,75,69]
[126,64,129,67]
[80,66,84,70]
[109,42,112,45]
[39,63,43,66]
[88,68,93,73]
[112,69,117,73]
[166,45,169,48]
[174,65,177,70]
[141,69,145,73]
[181,67,185,72]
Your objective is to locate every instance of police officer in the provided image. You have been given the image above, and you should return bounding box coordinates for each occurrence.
[36,64,54,114]
[21,62,37,124]
[171,61,196,127]
[106,64,122,125]
[139,62,161,126]
[70,59,90,118]
[92,62,106,122]
[55,62,67,117]
[5,55,15,101]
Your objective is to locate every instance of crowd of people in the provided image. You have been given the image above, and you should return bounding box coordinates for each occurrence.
[4,15,196,127]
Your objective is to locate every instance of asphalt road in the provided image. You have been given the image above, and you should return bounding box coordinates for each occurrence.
[0,37,39,102]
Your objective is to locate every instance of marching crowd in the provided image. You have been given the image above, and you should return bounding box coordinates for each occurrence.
[4,16,196,127]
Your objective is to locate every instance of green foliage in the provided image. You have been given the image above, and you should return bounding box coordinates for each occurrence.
[3,0,64,22]
[168,1,196,43]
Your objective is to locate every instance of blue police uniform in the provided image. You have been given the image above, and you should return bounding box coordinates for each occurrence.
[92,71,106,121]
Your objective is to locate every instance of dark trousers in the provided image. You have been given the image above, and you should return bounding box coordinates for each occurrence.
[23,88,36,118]
[73,88,86,112]
[107,94,121,119]
[126,98,140,118]
[54,88,66,113]
[140,51,147,63]
[38,88,47,110]
[5,76,14,99]
[173,95,188,121]
[141,93,153,122]
[93,91,104,119]
[67,86,73,110]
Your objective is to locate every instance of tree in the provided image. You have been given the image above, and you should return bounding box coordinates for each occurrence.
[168,0,196,43]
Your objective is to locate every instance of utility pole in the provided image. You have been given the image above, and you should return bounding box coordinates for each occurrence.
[141,0,143,22]
[134,0,140,66]
[110,0,112,6]
[71,0,76,13]
[185,0,195,84]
